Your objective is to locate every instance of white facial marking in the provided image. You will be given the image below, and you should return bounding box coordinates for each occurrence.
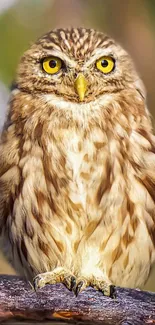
[44,93,112,112]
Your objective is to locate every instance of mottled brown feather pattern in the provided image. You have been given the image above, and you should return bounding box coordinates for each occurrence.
[0,28,155,291]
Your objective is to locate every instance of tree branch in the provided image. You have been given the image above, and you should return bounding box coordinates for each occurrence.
[0,275,154,324]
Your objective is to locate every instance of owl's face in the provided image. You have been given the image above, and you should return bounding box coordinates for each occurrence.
[16,28,145,104]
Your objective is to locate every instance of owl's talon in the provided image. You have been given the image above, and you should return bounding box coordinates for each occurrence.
[33,268,76,292]
[91,277,113,297]
[74,280,84,296]
[97,284,116,298]
[63,275,76,291]
[109,285,116,298]
[33,279,38,291]
[70,276,76,290]
[33,275,45,291]
[73,278,88,296]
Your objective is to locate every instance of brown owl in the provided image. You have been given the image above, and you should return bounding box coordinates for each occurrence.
[0,27,155,297]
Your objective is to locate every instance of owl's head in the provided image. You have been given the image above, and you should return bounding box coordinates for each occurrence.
[16,28,145,104]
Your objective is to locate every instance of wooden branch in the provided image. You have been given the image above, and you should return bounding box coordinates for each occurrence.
[0,275,154,324]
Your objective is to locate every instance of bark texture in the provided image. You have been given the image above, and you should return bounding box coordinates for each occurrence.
[0,275,154,324]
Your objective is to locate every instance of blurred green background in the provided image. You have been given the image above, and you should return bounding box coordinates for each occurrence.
[0,0,155,292]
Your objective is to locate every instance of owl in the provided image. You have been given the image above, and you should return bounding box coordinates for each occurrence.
[0,27,155,297]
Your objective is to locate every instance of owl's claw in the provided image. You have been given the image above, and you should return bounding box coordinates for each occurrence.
[72,278,89,296]
[93,283,116,298]
[109,285,116,298]
[33,267,75,292]
[63,275,76,291]
[70,276,77,290]
[91,277,115,298]
[74,280,84,296]
[33,274,44,291]
[33,268,115,298]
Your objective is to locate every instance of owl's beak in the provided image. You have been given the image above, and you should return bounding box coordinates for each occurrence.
[74,74,87,101]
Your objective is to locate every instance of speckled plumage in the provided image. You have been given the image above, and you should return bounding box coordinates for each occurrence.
[0,28,155,295]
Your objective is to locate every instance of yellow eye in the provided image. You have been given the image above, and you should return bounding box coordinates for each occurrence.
[96,56,115,74]
[42,56,62,74]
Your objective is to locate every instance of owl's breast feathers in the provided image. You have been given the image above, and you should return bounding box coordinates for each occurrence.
[0,89,155,287]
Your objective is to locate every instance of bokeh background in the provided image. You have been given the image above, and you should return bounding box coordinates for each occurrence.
[0,0,155,291]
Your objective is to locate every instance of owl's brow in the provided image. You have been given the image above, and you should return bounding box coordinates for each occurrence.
[42,50,77,68]
[84,48,115,67]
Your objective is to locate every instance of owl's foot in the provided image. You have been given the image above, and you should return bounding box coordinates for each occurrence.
[33,268,115,298]
[33,267,76,292]
[72,275,115,298]
[91,276,115,298]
